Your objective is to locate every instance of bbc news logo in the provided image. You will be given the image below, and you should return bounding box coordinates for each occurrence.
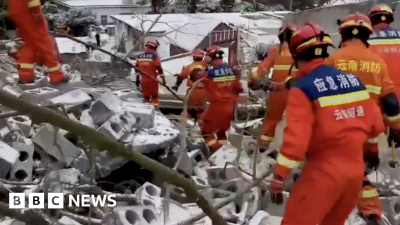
[9,193,117,209]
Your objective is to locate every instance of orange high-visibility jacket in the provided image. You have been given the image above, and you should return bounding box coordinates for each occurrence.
[275,61,384,179]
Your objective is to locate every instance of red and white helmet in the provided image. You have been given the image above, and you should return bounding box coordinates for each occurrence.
[145,40,160,49]
[337,13,373,34]
[205,46,224,58]
[289,22,333,58]
[368,4,394,18]
[192,49,205,58]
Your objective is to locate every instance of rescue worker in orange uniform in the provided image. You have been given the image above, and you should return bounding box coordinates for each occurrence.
[251,24,297,151]
[327,13,398,223]
[202,46,243,152]
[6,0,67,84]
[135,40,166,107]
[172,49,208,123]
[367,4,400,150]
[269,22,385,225]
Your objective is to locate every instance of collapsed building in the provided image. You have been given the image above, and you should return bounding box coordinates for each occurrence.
[0,45,398,225]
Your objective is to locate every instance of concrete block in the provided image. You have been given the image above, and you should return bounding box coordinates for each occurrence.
[131,125,179,154]
[80,87,110,99]
[49,168,80,188]
[188,149,202,163]
[32,123,82,166]
[10,142,34,181]
[97,115,127,140]
[134,182,162,214]
[71,149,90,174]
[19,76,49,90]
[3,85,24,98]
[89,91,123,125]
[0,141,19,178]
[50,89,92,112]
[118,132,134,143]
[105,206,157,225]
[113,89,139,101]
[191,176,210,188]
[206,165,240,187]
[117,108,136,131]
[89,100,116,126]
[122,102,154,129]
[249,211,270,225]
[8,116,31,137]
[23,87,60,101]
[50,80,85,92]
[173,151,192,176]
[79,109,96,129]
[58,216,82,225]
[228,133,256,150]
[381,197,400,225]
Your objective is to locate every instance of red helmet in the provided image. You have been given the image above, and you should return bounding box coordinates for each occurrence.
[337,13,373,34]
[192,49,204,58]
[206,46,224,58]
[145,40,160,49]
[289,22,333,58]
[368,4,394,18]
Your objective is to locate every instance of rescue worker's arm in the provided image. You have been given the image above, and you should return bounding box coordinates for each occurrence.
[174,66,189,88]
[27,0,42,13]
[274,87,314,180]
[379,61,400,127]
[255,49,275,80]
[153,55,166,84]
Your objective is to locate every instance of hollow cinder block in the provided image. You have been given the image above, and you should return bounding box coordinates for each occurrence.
[10,142,34,181]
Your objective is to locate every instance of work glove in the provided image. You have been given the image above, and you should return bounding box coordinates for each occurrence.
[269,175,284,204]
[364,152,380,172]
[388,128,400,148]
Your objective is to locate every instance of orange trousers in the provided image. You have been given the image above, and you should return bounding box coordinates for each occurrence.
[260,91,288,145]
[9,11,64,84]
[141,80,159,107]
[186,87,207,122]
[202,101,235,152]
[282,164,363,225]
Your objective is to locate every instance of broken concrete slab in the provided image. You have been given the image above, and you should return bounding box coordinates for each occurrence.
[89,91,123,125]
[23,87,60,102]
[10,142,34,181]
[50,80,85,92]
[50,89,92,112]
[97,115,127,140]
[8,116,31,137]
[70,149,90,175]
[79,109,96,129]
[0,141,19,178]
[131,125,179,154]
[80,87,110,99]
[32,123,81,166]
[19,76,49,90]
[113,89,139,101]
[122,102,154,129]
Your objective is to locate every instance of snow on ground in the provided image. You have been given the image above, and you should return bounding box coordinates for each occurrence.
[60,0,149,6]
[86,32,115,62]
[323,0,367,6]
[55,37,88,54]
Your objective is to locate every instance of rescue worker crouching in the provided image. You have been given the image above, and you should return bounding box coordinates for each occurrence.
[327,13,387,223]
[255,23,297,152]
[135,40,166,107]
[367,4,400,148]
[7,0,68,84]
[202,46,243,152]
[269,22,385,225]
[172,49,208,123]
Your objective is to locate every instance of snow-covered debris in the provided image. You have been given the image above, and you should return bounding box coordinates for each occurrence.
[55,37,88,54]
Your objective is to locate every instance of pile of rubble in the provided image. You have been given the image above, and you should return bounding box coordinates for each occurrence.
[0,58,399,225]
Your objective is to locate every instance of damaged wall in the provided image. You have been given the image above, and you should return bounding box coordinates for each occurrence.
[283,0,400,46]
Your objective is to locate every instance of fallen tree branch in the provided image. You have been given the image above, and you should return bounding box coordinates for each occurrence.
[0,90,228,225]
[51,31,183,102]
